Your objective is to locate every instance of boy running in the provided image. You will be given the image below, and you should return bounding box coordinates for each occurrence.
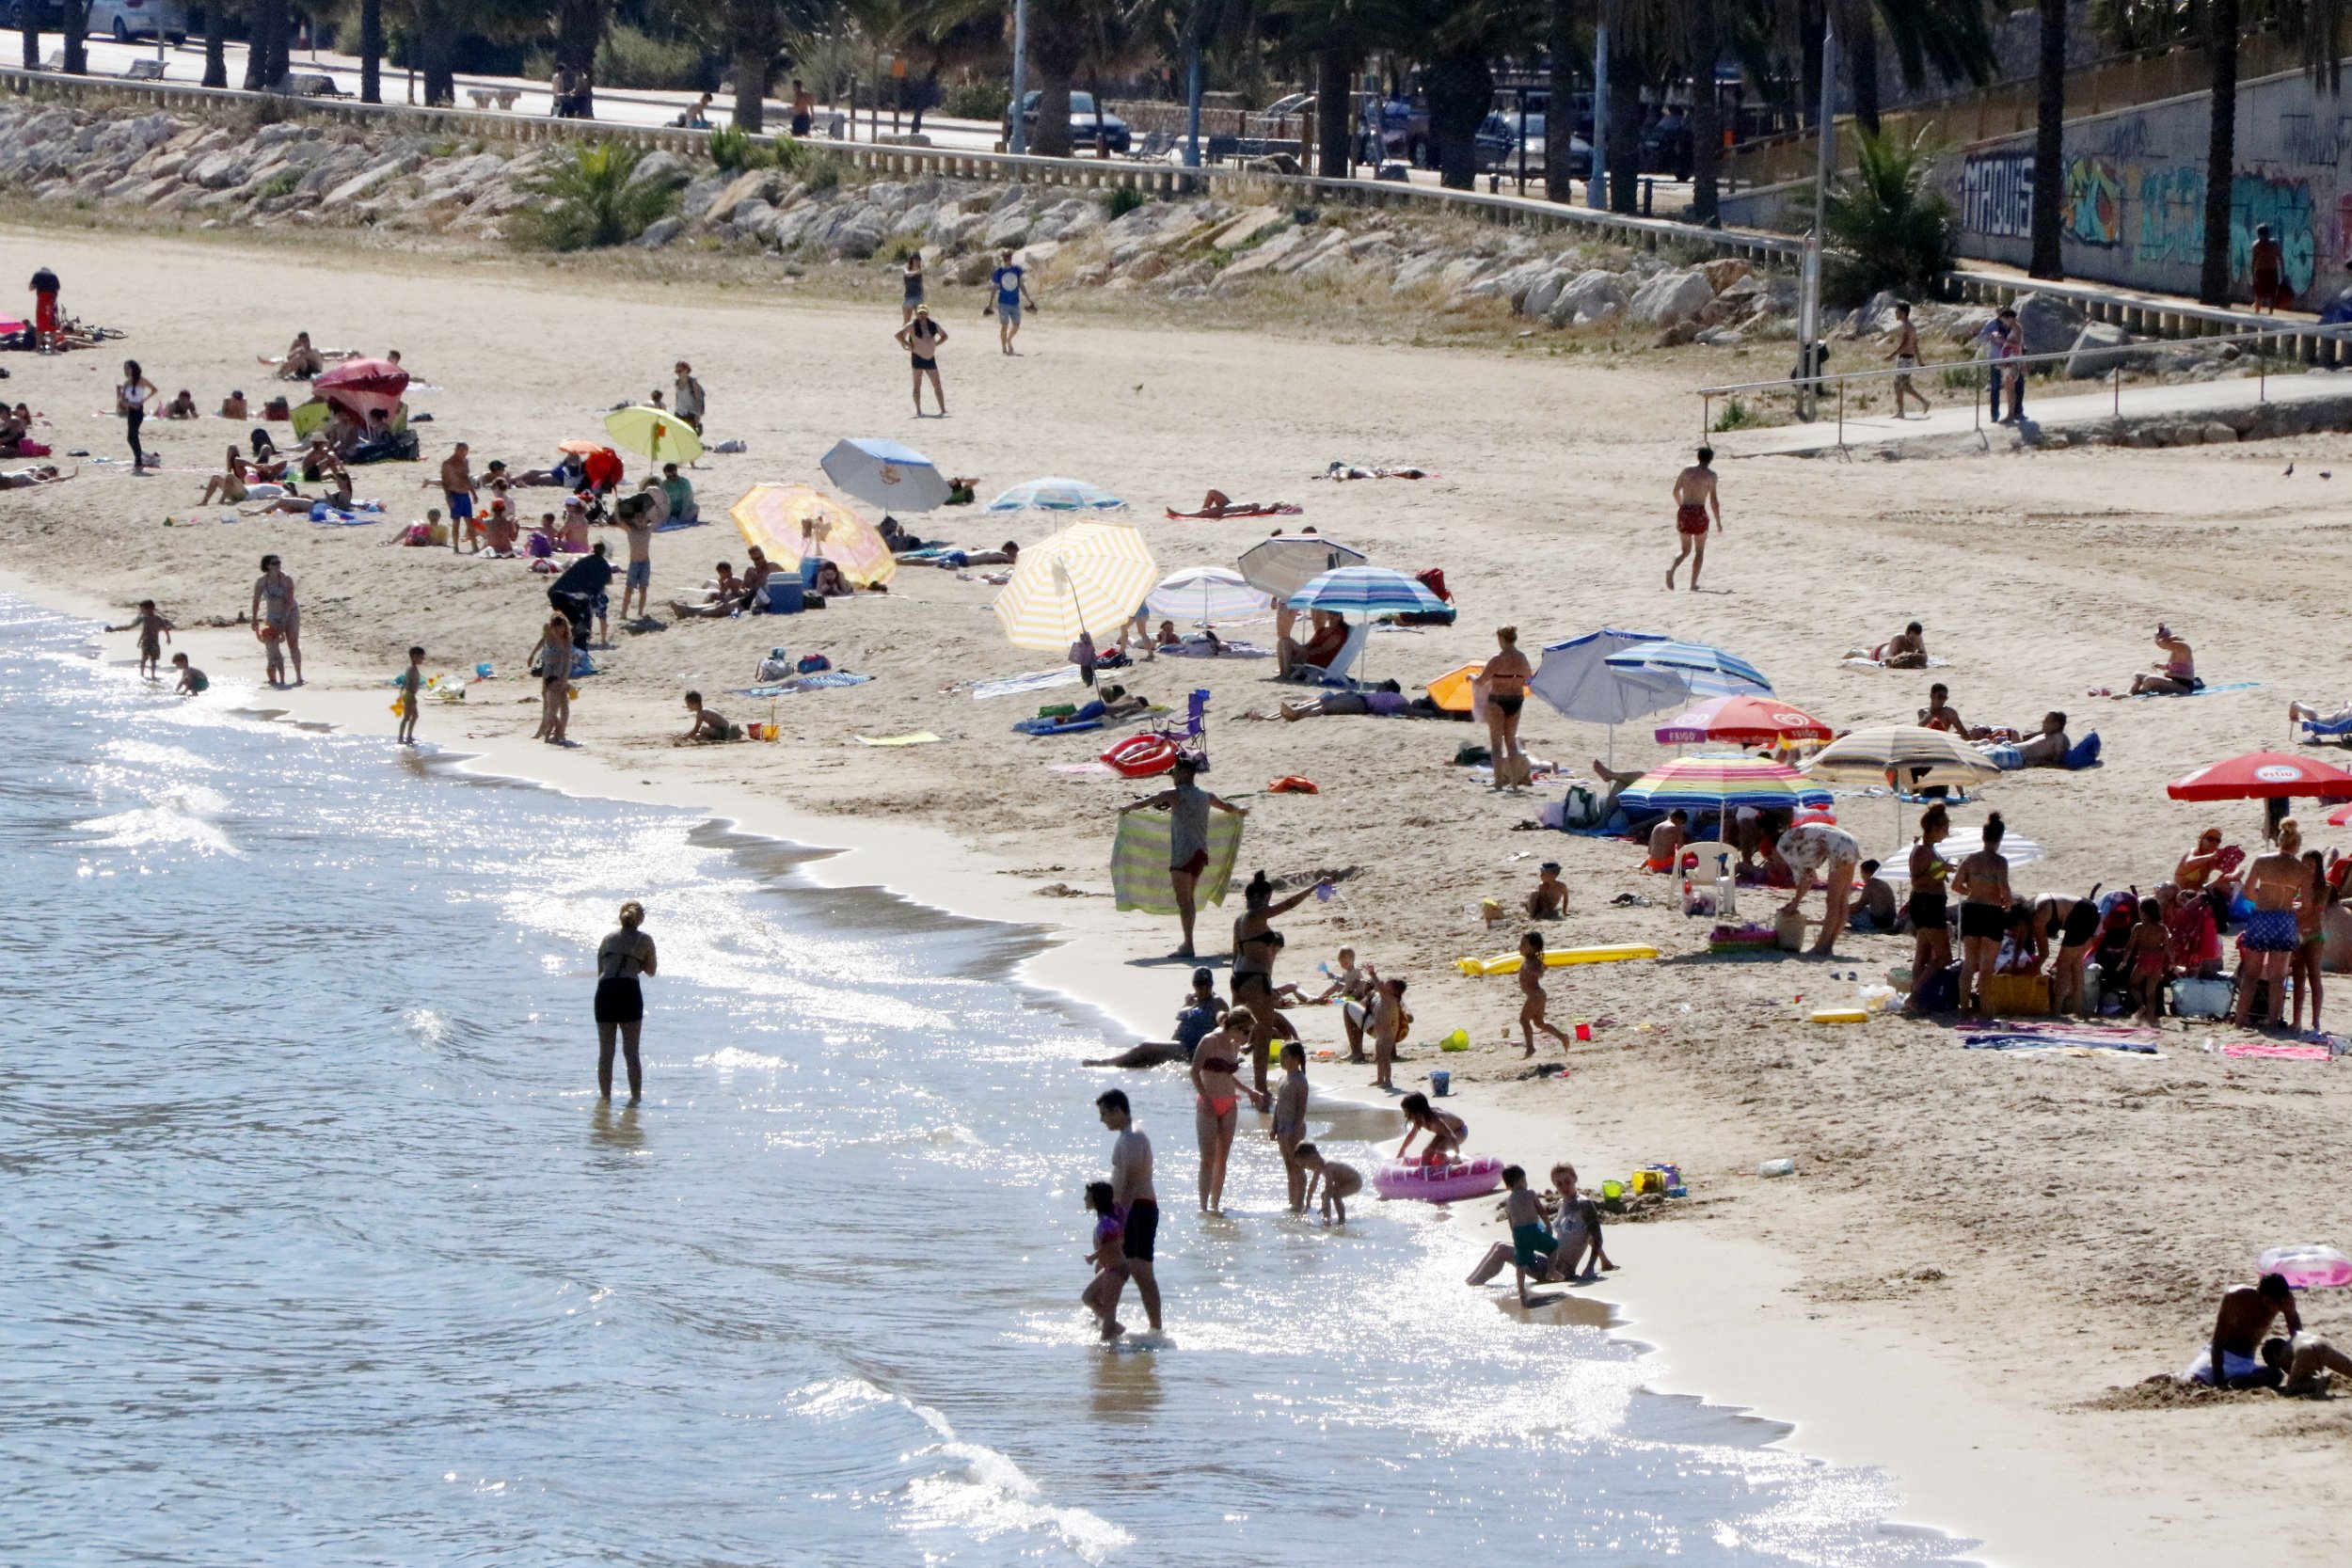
[1517,930,1574,1058]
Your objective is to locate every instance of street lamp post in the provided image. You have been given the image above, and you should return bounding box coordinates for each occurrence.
[1795,18,1836,422]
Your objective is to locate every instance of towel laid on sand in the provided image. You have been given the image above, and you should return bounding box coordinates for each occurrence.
[2222,1042,2331,1060]
[1154,639,1271,659]
[972,666,1084,701]
[727,672,871,698]
[2132,680,2261,699]
[1964,1032,2159,1053]
[1113,808,1241,915]
[855,732,941,746]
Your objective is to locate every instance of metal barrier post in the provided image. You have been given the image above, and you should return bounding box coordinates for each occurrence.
[1836,374,1844,448]
[1702,393,1712,440]
[2112,364,2120,420]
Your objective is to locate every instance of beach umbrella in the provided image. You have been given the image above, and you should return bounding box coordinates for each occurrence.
[993,517,1158,652]
[1144,565,1271,627]
[1235,534,1368,600]
[1426,662,1483,714]
[1656,694,1834,748]
[1806,725,2002,851]
[820,436,951,514]
[2167,751,2352,801]
[1529,628,1683,764]
[1284,564,1445,621]
[312,356,408,421]
[1604,640,1772,698]
[1616,755,1833,836]
[986,476,1126,512]
[732,483,898,588]
[603,404,704,466]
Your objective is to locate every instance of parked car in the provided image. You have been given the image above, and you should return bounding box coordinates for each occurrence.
[1004,90,1132,155]
[1474,112,1592,180]
[1639,110,1693,178]
[0,0,64,30]
[1356,91,1430,168]
[87,0,189,40]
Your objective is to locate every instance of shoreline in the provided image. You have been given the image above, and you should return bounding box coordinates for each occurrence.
[13,567,2155,1568]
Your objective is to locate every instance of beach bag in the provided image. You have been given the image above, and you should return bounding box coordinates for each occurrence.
[1914,962,1963,1013]
[1981,973,2052,1016]
[796,654,831,673]
[755,648,794,683]
[1559,784,1604,830]
[2169,976,2233,1019]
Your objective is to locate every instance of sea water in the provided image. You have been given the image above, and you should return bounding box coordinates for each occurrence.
[0,595,1972,1566]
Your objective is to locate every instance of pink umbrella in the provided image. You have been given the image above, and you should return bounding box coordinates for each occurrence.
[312,357,409,422]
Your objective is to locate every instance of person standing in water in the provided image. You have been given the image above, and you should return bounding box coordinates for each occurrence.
[395,645,424,745]
[595,901,658,1101]
[1666,447,1720,590]
[1097,1089,1162,1336]
[118,359,157,472]
[896,306,949,417]
[250,553,303,687]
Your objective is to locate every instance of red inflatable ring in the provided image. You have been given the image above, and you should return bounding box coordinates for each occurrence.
[1102,734,1179,778]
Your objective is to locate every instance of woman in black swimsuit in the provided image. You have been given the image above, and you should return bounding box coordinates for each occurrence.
[2040,886,2104,1015]
[895,305,947,417]
[1231,870,1322,1100]
[1902,803,1951,1015]
[1480,625,1534,788]
[1950,812,2011,1016]
[594,901,659,1101]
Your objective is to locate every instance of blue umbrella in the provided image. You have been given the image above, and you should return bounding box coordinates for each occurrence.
[987,476,1127,512]
[1531,627,1685,766]
[1285,566,1444,686]
[820,437,950,513]
[1603,640,1772,698]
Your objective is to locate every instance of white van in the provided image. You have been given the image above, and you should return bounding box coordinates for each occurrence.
[87,0,190,41]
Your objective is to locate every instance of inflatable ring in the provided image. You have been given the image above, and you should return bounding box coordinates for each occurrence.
[1373,1155,1505,1204]
[1101,733,1180,778]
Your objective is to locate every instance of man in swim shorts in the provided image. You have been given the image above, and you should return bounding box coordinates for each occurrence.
[434,442,479,554]
[1666,447,1720,591]
[2194,1273,2352,1390]
[2236,820,2310,1028]
[1885,301,1929,418]
[1098,1089,1162,1333]
[1117,758,1246,959]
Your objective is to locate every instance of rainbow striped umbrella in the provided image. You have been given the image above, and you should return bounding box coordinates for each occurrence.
[1616,755,1833,817]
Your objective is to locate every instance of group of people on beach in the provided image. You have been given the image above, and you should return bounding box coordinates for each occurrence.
[891,247,1040,415]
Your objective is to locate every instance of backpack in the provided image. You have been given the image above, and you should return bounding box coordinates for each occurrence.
[755,647,794,683]
[1559,784,1604,830]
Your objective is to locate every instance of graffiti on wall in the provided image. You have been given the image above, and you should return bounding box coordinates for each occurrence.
[2231,174,2318,297]
[2134,166,2203,268]
[2061,155,2123,246]
[1960,151,2035,240]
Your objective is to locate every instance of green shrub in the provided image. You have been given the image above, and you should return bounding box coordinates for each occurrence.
[1822,129,1956,307]
[596,24,711,92]
[508,143,684,251]
[1711,395,1760,433]
[709,123,771,173]
[777,138,841,191]
[945,81,1010,123]
[1104,184,1146,219]
[256,168,302,201]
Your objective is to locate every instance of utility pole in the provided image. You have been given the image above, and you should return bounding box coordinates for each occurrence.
[1009,0,1028,153]
[1184,46,1202,169]
[1796,17,1836,422]
[1588,17,1607,210]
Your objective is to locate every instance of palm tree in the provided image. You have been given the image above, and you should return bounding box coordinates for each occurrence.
[554,0,611,118]
[1684,0,1724,222]
[2198,0,2240,303]
[1376,0,1541,189]
[201,2,228,87]
[60,0,90,73]
[511,143,687,249]
[362,0,385,103]
[724,0,786,130]
[2028,0,2062,277]
[1270,0,1379,176]
[1544,0,1576,201]
[242,0,285,89]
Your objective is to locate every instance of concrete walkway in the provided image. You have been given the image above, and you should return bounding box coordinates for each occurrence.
[1721,366,2352,456]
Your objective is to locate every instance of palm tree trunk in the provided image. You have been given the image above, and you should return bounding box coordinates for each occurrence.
[201,2,226,87]
[1846,9,1880,135]
[242,0,280,89]
[1315,46,1354,179]
[1798,0,1823,128]
[2200,0,2239,304]
[1033,72,1075,157]
[60,0,87,74]
[1688,0,1721,223]
[1606,69,1641,212]
[417,0,455,106]
[556,0,607,120]
[1424,47,1490,192]
[360,0,383,104]
[1545,0,1575,200]
[2028,0,2064,278]
[728,0,777,130]
[20,8,37,71]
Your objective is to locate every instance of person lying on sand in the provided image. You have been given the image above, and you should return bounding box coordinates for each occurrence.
[2191,1273,2352,1392]
[1869,621,1929,668]
[1589,759,1644,823]
[1165,489,1302,519]
[677,690,739,743]
[1086,968,1227,1068]
[1236,683,1411,721]
[2009,711,2071,768]
[1321,461,1429,481]
[164,389,199,420]
[218,389,248,420]
[0,464,72,488]
[670,562,749,619]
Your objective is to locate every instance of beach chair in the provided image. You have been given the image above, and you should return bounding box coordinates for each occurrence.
[2300,713,2352,746]
[1299,623,1369,688]
[1154,688,1211,769]
[1678,841,1738,919]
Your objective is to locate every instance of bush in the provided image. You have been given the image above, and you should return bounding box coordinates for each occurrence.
[596,24,711,92]
[776,138,841,192]
[709,124,769,173]
[256,168,302,201]
[945,81,1010,123]
[1104,184,1146,219]
[1822,129,1956,307]
[508,143,684,251]
[1711,395,1760,432]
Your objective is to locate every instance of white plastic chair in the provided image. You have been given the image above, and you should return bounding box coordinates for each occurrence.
[1678,840,1737,919]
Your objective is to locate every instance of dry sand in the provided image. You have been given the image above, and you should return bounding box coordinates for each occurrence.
[13,226,2352,1564]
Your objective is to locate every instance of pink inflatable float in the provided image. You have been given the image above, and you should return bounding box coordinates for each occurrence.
[2257,1244,2352,1290]
[1374,1155,1505,1204]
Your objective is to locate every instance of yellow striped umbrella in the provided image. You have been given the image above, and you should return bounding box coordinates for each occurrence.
[730,483,897,588]
[992,518,1158,652]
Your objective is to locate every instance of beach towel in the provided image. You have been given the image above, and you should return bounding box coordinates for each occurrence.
[972,666,1084,701]
[1840,655,1950,671]
[1163,502,1302,519]
[1963,1032,2159,1053]
[725,672,872,698]
[655,515,705,531]
[1154,639,1272,658]
[1112,808,1242,915]
[2221,1042,2331,1060]
[2131,680,2260,699]
[854,732,942,747]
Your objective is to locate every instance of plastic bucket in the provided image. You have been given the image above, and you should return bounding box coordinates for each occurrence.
[1429,1069,1451,1097]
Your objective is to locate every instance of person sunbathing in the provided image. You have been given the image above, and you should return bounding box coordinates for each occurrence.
[1278,610,1349,678]
[669,562,747,618]
[945,476,977,505]
[1167,489,1300,519]
[2120,624,2200,696]
[809,559,853,597]
[1237,682,1409,721]
[1645,810,1688,873]
[241,488,320,515]
[0,464,71,488]
[2290,697,2352,732]
[1323,461,1429,481]
[268,332,326,380]
[219,389,248,420]
[1877,621,1929,668]
[163,388,199,420]
[199,445,251,506]
[2003,711,2071,767]
[1917,682,1968,735]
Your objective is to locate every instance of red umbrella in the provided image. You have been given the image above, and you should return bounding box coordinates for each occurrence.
[2167,751,2352,801]
[311,356,409,421]
[1655,694,1833,747]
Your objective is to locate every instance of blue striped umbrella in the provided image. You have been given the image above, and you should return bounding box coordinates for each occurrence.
[986,476,1127,512]
[1603,640,1772,698]
[1615,755,1834,816]
[1284,565,1445,621]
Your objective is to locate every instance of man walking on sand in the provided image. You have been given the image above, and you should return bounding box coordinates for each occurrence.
[1666,447,1721,591]
[986,248,1036,355]
[1886,302,1930,419]
[433,442,479,554]
[1098,1089,1163,1336]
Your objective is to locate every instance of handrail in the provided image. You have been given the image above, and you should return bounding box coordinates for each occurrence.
[0,64,1802,265]
[1694,322,2352,447]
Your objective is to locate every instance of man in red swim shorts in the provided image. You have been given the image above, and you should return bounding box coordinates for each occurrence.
[1666,445,1722,591]
[30,264,59,352]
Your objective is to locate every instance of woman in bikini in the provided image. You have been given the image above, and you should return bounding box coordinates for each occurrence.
[2174,826,2242,903]
[2037,886,2104,1016]
[1231,869,1321,1099]
[895,305,947,416]
[2293,850,2331,1032]
[527,613,574,744]
[1395,1092,1467,1166]
[2123,625,2201,696]
[1480,626,1534,789]
[248,553,302,687]
[199,445,250,507]
[1189,1007,1263,1213]
[1948,812,2011,1016]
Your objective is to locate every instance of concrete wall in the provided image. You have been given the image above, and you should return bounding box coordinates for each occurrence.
[1947,60,2352,306]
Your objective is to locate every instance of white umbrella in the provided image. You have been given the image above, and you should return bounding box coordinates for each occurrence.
[991,517,1158,652]
[819,437,950,513]
[1144,565,1272,627]
[1236,534,1368,600]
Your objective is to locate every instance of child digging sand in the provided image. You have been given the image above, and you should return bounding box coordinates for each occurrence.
[1270,1041,1310,1212]
[1518,930,1573,1059]
[1295,1142,1360,1225]
[1080,1180,1129,1342]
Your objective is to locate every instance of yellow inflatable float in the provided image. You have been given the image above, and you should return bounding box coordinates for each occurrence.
[1454,943,1661,977]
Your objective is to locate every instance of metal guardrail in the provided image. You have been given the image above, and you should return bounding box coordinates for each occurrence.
[1694,323,2352,447]
[0,65,1802,266]
[1944,269,2352,365]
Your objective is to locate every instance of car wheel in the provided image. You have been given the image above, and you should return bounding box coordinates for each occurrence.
[1407,136,1429,169]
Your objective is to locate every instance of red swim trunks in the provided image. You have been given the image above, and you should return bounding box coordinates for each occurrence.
[1676,503,1709,536]
[1174,848,1210,877]
[34,292,56,335]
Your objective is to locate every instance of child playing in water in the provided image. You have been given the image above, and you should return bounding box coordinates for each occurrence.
[1294,1142,1360,1226]
[1270,1041,1310,1212]
[396,645,424,745]
[171,652,206,695]
[2127,895,2171,1025]
[1517,930,1574,1059]
[1080,1180,1129,1342]
[1395,1091,1467,1166]
[1501,1164,1556,1305]
[114,598,173,679]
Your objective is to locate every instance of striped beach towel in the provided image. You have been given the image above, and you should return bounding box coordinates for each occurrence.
[1113,809,1242,915]
[972,666,1084,701]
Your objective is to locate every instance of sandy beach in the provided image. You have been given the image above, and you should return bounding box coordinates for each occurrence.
[14,223,2352,1564]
